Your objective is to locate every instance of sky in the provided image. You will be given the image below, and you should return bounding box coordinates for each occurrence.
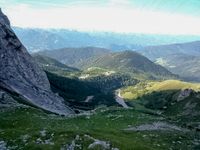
[0,0,200,35]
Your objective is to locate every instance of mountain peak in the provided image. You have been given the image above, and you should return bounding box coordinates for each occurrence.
[0,8,10,26]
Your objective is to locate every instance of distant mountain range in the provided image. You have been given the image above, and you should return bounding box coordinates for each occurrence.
[155,53,200,82]
[138,41,200,81]
[36,48,176,80]
[139,41,200,60]
[13,27,200,52]
[36,39,200,82]
[24,25,200,82]
[37,47,111,67]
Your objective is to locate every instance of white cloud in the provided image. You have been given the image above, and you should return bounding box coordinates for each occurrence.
[108,0,132,7]
[2,4,200,35]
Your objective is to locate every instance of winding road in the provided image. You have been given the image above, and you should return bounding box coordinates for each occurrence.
[115,90,129,108]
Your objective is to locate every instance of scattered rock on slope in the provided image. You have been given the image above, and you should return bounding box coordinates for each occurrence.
[0,9,73,115]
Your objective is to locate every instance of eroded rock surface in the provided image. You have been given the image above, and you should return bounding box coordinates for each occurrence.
[177,89,193,102]
[0,9,73,115]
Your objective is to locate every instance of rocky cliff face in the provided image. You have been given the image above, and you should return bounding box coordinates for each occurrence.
[0,9,74,115]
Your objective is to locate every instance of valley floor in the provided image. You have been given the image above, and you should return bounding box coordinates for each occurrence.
[0,106,199,150]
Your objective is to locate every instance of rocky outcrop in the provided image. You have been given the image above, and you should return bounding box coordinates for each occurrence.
[177,89,193,102]
[0,9,74,115]
[0,89,19,108]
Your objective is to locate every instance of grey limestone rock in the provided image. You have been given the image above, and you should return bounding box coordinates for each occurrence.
[0,9,74,115]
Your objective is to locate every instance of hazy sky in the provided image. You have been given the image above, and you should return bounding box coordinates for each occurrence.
[1,0,200,35]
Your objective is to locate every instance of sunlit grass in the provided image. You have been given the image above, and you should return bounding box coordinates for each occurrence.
[121,80,200,100]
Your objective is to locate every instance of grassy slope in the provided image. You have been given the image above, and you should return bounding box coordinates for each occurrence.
[121,80,200,100]
[121,80,200,129]
[0,106,198,150]
[79,51,175,80]
[1,79,200,149]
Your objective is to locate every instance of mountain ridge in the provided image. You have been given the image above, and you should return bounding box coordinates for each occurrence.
[138,40,200,81]
[155,53,200,81]
[77,50,177,80]
[139,40,200,60]
[13,26,200,52]
[36,47,111,67]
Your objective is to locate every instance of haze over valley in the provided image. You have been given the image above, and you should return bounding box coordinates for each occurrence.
[1,1,200,150]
